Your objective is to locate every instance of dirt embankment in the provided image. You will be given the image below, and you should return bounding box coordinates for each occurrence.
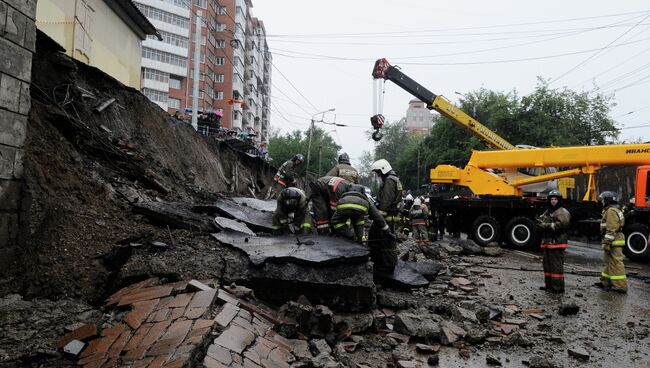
[0,32,274,304]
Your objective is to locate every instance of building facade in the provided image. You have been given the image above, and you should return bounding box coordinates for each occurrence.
[136,0,271,143]
[36,0,159,89]
[404,99,433,135]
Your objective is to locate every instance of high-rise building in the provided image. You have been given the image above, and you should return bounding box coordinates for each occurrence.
[404,99,433,135]
[136,0,271,144]
[134,0,191,112]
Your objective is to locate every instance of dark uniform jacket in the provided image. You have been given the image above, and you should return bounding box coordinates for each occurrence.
[274,160,298,187]
[377,171,403,215]
[409,205,428,226]
[335,192,387,228]
[326,163,359,184]
[313,176,351,209]
[539,206,571,249]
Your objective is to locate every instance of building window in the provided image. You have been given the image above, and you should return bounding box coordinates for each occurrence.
[189,90,204,98]
[142,47,188,68]
[193,0,207,8]
[142,88,168,103]
[215,91,224,99]
[148,31,189,49]
[216,57,225,65]
[168,98,181,109]
[135,4,189,29]
[169,77,182,89]
[216,40,225,48]
[216,74,224,83]
[143,68,169,83]
[218,6,227,15]
[216,23,226,31]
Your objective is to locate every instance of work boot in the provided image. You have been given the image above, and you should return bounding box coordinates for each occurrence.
[610,287,627,294]
[593,282,607,289]
[539,286,547,291]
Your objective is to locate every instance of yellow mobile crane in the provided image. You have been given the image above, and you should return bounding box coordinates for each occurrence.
[372,59,650,260]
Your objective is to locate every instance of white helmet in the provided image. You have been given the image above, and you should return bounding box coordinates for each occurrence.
[413,198,422,206]
[371,159,392,175]
[405,194,413,201]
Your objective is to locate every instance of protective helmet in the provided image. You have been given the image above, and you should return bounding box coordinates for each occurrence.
[292,154,305,163]
[405,194,413,201]
[338,152,350,165]
[599,191,618,205]
[413,198,422,206]
[371,159,392,175]
[281,187,302,200]
[548,190,562,199]
[349,184,365,194]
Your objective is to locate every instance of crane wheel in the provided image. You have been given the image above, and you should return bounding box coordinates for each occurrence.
[623,223,650,261]
[504,216,540,249]
[471,215,501,246]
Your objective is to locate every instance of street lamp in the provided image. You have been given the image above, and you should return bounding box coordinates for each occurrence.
[306,108,335,175]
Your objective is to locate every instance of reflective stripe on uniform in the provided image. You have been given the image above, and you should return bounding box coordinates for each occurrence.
[355,220,365,226]
[540,243,568,249]
[315,220,329,225]
[271,225,283,229]
[337,203,368,212]
[612,240,625,246]
[543,272,565,278]
[601,272,627,280]
[333,222,348,229]
[301,223,312,228]
[412,221,427,225]
[273,177,287,187]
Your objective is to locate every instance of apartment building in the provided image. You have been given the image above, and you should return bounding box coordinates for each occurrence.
[404,99,433,135]
[136,0,271,143]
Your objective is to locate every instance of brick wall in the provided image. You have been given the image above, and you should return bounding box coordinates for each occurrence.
[0,0,36,271]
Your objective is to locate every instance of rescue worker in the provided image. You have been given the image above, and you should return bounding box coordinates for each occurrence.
[536,190,571,293]
[371,159,403,233]
[308,176,351,234]
[409,197,429,244]
[326,152,359,184]
[273,154,304,195]
[331,184,390,244]
[595,191,628,293]
[272,187,312,235]
[400,194,414,235]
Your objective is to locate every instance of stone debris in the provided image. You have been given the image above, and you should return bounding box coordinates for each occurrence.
[558,303,580,316]
[486,353,502,366]
[62,340,85,356]
[213,216,256,236]
[450,277,472,287]
[567,346,590,361]
[133,201,215,231]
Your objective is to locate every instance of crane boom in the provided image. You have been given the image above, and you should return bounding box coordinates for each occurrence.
[372,58,515,151]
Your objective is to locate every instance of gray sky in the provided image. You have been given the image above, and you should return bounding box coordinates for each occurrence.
[252,0,650,167]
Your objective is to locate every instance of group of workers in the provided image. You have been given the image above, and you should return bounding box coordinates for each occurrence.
[270,152,630,292]
[271,153,402,272]
[536,190,628,294]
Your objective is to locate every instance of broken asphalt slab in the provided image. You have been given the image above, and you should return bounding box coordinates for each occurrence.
[197,198,274,232]
[211,233,369,266]
[230,197,277,213]
[133,201,214,231]
[213,216,256,236]
[373,260,433,290]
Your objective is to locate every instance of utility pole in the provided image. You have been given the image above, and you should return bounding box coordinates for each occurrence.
[191,10,202,131]
[318,135,323,177]
[417,149,421,188]
[306,108,334,175]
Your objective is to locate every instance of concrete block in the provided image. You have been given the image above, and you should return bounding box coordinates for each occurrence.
[0,212,18,247]
[0,178,21,210]
[12,147,22,178]
[23,17,35,52]
[18,80,30,115]
[0,145,16,179]
[0,37,32,81]
[0,3,7,34]
[5,5,26,47]
[5,0,36,20]
[0,73,21,111]
[0,109,27,146]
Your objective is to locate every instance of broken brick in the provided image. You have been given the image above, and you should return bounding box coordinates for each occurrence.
[214,324,256,354]
[124,323,152,351]
[125,299,159,330]
[117,286,174,307]
[184,306,208,320]
[204,355,228,368]
[58,323,98,348]
[194,319,215,330]
[215,303,239,327]
[105,278,159,306]
[140,320,172,347]
[166,293,193,309]
[207,344,233,365]
[187,289,217,309]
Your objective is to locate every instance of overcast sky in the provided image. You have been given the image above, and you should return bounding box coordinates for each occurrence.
[252,1,650,167]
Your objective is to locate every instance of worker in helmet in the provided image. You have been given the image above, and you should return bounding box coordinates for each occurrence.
[595,191,628,293]
[371,159,403,233]
[308,176,351,234]
[326,152,359,184]
[273,154,304,195]
[330,184,392,244]
[400,193,414,236]
[409,197,429,244]
[536,190,571,293]
[272,187,312,235]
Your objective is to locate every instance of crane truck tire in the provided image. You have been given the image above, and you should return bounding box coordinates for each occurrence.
[471,215,501,246]
[504,216,540,249]
[623,223,650,262]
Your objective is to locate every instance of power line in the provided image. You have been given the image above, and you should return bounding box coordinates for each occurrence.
[271,63,321,112]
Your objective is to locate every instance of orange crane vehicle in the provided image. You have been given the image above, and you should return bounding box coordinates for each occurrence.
[371,58,650,261]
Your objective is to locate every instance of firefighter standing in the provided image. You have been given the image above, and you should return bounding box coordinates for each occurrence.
[326,153,359,184]
[273,154,304,195]
[272,187,312,235]
[371,159,403,233]
[409,198,429,244]
[331,184,391,244]
[309,176,351,234]
[595,191,628,293]
[536,190,571,293]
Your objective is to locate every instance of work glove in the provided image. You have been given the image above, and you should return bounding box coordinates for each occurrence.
[382,225,396,240]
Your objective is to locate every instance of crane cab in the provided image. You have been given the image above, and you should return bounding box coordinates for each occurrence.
[634,166,650,208]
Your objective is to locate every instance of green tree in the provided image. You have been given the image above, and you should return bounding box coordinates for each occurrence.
[268,127,341,179]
